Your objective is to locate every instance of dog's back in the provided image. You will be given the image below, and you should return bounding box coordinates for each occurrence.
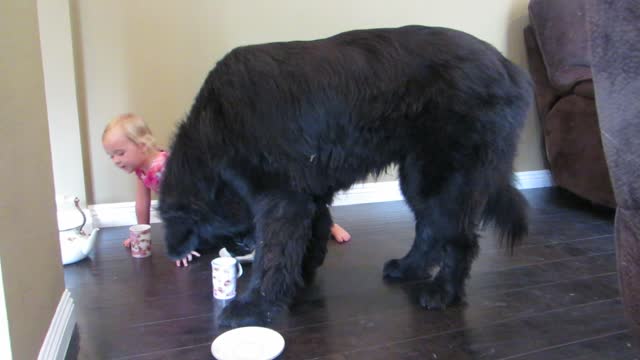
[184,26,531,196]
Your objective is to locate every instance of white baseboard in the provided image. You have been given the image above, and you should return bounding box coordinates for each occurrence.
[332,180,404,206]
[89,201,162,228]
[90,170,553,228]
[514,169,554,189]
[332,170,553,206]
[38,289,76,360]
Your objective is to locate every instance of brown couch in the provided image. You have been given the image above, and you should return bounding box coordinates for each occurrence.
[525,0,615,207]
[587,0,640,341]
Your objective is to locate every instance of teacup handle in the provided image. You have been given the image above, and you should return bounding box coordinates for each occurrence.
[236,261,243,278]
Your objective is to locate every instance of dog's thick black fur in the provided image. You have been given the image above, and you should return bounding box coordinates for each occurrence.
[159,25,533,327]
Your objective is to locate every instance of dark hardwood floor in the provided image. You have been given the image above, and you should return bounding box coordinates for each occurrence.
[64,187,639,359]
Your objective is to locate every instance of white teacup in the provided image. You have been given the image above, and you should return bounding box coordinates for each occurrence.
[129,224,152,258]
[211,257,243,300]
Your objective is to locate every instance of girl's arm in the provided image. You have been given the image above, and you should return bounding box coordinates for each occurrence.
[134,171,201,266]
[135,177,151,225]
[123,178,151,247]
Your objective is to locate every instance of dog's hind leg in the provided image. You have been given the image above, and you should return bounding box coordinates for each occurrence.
[219,190,315,327]
[384,154,481,308]
[421,174,528,309]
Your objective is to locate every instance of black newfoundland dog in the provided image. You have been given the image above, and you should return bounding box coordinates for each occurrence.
[159,25,532,327]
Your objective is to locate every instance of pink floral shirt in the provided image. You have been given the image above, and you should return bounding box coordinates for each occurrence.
[135,151,169,193]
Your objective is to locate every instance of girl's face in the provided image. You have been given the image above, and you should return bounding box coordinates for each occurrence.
[102,128,149,173]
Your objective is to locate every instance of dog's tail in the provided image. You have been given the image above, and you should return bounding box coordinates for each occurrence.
[481,181,528,252]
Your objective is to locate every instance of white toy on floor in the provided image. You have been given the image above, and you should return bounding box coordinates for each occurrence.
[57,195,99,265]
[219,247,255,263]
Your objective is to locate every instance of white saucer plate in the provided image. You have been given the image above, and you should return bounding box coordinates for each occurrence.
[211,326,285,360]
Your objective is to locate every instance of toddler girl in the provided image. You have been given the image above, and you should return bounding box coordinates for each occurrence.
[102,113,199,266]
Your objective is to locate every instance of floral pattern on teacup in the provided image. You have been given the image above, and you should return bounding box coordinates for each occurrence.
[130,228,151,258]
[212,265,239,299]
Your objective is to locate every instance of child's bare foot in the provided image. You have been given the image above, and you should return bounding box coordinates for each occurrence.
[123,237,132,248]
[331,223,351,243]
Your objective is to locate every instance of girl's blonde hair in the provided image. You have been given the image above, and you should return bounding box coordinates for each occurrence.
[102,113,159,150]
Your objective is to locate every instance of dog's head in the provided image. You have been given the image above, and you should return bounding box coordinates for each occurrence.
[158,121,255,260]
[159,174,256,260]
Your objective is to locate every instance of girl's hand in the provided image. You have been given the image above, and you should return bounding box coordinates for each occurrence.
[123,237,132,248]
[175,251,201,267]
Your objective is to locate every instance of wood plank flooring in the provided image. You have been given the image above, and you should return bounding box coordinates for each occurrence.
[64,187,639,359]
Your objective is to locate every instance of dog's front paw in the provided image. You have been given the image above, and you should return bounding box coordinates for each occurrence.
[217,295,281,328]
[417,280,461,310]
[382,259,405,280]
[383,257,441,281]
[218,300,265,328]
[383,258,425,281]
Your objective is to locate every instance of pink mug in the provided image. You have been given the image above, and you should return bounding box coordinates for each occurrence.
[129,224,152,258]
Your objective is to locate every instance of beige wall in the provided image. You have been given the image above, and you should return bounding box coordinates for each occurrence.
[0,1,66,359]
[39,0,88,206]
[71,0,545,204]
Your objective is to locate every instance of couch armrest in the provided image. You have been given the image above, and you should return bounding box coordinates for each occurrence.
[524,26,559,118]
[529,0,592,91]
